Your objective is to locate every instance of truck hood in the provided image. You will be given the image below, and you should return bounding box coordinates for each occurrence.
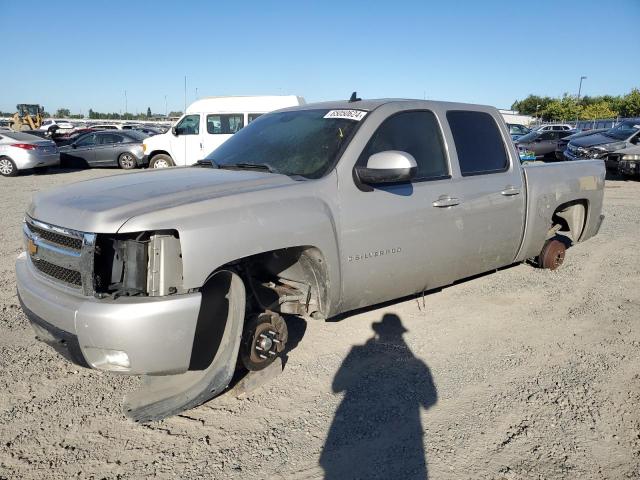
[28,167,298,233]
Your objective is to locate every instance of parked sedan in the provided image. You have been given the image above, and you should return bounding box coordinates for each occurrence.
[515,129,575,160]
[507,123,531,141]
[0,131,59,177]
[58,130,148,169]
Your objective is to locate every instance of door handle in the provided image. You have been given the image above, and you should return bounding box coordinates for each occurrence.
[432,196,460,208]
[501,186,521,196]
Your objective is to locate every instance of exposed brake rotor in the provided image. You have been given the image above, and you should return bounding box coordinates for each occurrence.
[241,311,288,371]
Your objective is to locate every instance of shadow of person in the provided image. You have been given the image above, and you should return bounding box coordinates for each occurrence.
[320,314,437,479]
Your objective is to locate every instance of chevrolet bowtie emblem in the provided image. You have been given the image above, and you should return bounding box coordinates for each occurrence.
[28,239,38,255]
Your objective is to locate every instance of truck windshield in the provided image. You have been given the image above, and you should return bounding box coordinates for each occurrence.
[604,121,640,140]
[204,109,361,179]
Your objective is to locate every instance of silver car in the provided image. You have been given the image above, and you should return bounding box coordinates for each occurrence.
[0,131,60,177]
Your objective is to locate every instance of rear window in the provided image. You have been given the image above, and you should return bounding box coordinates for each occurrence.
[447,111,509,176]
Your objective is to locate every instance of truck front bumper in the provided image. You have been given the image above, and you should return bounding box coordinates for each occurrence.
[16,252,201,375]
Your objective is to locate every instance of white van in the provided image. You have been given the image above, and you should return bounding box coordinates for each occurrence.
[143,95,305,168]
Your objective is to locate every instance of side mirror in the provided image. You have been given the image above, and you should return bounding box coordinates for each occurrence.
[171,126,178,136]
[71,143,77,149]
[355,150,417,185]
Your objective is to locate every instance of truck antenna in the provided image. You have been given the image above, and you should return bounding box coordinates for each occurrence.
[349,91,361,103]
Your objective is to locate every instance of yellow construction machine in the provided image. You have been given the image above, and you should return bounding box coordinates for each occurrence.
[11,104,45,131]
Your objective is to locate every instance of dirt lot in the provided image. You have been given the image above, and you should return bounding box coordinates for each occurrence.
[0,168,639,479]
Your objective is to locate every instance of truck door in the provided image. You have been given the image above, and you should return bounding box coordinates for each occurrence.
[170,114,203,166]
[201,113,244,158]
[445,110,526,279]
[338,109,465,311]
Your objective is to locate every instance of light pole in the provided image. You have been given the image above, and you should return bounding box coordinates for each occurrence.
[124,90,128,115]
[164,95,167,117]
[577,76,587,100]
[535,104,541,124]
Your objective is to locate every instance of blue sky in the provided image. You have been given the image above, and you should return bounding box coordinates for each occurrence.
[1,0,638,115]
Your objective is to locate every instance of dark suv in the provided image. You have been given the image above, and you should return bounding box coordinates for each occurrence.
[564,120,640,169]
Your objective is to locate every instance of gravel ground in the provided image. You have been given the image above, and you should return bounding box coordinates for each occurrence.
[0,168,639,479]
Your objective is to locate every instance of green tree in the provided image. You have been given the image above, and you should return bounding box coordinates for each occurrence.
[146,107,152,118]
[541,94,582,121]
[168,111,183,117]
[511,95,553,115]
[55,108,71,118]
[619,89,640,117]
[580,102,617,120]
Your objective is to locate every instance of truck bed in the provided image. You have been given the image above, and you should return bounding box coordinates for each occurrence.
[516,160,606,263]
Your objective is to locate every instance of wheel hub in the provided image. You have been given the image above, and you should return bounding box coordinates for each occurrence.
[0,159,12,175]
[241,311,288,371]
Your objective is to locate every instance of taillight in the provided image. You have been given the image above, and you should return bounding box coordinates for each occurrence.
[11,143,37,150]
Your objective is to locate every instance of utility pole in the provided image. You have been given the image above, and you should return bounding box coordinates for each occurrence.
[576,76,586,127]
[164,95,168,117]
[124,90,128,114]
[577,76,587,100]
[195,87,198,100]
[184,76,187,111]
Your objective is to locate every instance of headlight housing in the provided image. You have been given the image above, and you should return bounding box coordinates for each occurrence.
[622,154,640,161]
[94,231,184,298]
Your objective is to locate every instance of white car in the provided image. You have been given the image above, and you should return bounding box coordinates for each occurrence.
[534,124,573,132]
[39,119,75,133]
[143,95,306,168]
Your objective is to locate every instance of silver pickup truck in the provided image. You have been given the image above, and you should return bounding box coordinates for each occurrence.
[16,98,605,421]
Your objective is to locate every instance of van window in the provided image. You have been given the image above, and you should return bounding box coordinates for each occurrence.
[176,115,200,135]
[248,113,262,123]
[207,114,244,134]
[359,110,449,181]
[447,110,509,176]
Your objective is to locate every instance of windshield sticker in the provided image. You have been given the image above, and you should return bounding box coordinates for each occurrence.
[324,110,367,121]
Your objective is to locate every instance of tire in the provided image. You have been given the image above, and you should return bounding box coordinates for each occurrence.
[124,270,247,422]
[538,239,566,270]
[149,154,174,169]
[0,157,17,177]
[118,152,137,170]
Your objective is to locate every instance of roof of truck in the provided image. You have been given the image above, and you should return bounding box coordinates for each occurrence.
[277,98,496,113]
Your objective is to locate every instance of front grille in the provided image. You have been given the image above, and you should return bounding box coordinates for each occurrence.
[27,223,83,250]
[25,217,96,295]
[32,258,82,287]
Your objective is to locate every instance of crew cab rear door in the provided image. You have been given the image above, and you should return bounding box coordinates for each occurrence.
[444,109,526,279]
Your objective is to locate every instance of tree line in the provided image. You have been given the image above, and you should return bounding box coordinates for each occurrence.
[511,88,640,121]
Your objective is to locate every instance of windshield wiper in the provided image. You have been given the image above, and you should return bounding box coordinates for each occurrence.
[219,162,274,173]
[194,159,218,168]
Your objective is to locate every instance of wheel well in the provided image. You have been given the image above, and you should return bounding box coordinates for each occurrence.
[551,200,588,243]
[212,246,329,320]
[149,150,172,160]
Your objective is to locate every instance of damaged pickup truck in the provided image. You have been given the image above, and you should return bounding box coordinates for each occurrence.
[16,98,605,422]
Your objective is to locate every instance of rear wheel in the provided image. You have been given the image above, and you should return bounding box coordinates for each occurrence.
[118,152,137,170]
[538,239,566,270]
[149,154,174,169]
[0,157,17,177]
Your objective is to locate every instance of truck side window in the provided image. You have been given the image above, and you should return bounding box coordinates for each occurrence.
[359,110,449,181]
[207,114,244,134]
[176,115,200,135]
[248,113,262,123]
[447,111,508,176]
